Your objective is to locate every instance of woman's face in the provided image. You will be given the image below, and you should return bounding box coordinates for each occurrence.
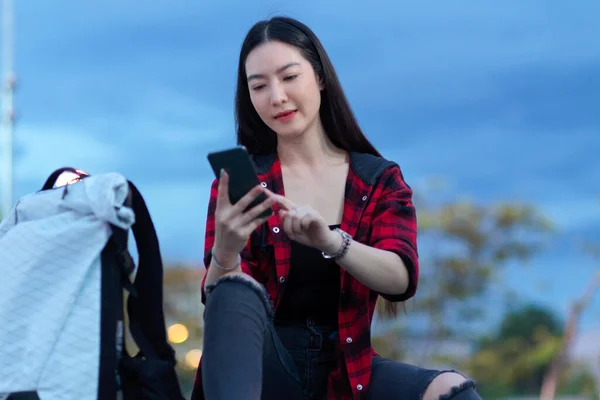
[245,40,323,139]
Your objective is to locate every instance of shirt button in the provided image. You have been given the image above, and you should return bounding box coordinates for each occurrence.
[273,227,280,233]
[346,337,353,343]
[361,195,368,201]
[357,384,363,391]
[261,182,268,188]
[279,276,285,283]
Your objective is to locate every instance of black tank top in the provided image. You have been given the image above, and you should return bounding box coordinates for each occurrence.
[274,225,341,326]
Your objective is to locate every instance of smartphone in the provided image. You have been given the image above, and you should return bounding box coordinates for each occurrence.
[207,145,273,219]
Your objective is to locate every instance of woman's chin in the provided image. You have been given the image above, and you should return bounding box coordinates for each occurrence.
[271,124,306,139]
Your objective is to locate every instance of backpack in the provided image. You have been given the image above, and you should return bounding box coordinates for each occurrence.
[0,168,185,400]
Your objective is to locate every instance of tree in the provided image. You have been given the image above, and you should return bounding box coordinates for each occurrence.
[376,189,553,337]
[466,303,564,396]
[496,303,563,344]
[419,198,551,333]
[558,365,599,397]
[540,204,600,400]
[539,272,600,400]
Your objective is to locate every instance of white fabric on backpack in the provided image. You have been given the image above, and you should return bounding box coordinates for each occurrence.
[0,173,135,400]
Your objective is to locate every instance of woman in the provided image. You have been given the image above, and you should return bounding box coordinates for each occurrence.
[192,16,481,400]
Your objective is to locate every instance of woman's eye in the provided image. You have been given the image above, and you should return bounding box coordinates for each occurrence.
[252,84,266,91]
[283,75,298,81]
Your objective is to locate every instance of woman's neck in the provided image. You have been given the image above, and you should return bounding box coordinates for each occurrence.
[277,122,346,169]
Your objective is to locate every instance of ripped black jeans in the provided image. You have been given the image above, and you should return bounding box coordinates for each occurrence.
[193,276,481,400]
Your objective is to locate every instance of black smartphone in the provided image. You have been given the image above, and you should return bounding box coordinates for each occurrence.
[207,145,273,219]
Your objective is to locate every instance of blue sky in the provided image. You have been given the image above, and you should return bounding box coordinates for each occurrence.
[5,1,600,337]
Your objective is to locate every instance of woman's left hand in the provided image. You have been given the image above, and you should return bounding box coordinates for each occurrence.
[269,193,341,253]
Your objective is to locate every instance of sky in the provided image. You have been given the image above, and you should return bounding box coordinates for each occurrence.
[3,1,600,341]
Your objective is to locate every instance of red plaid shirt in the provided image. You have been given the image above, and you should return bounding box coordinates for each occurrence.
[196,152,419,400]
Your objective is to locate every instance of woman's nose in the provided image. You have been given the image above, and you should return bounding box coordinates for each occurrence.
[270,83,287,106]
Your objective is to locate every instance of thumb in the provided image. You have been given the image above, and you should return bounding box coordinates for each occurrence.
[217,169,231,206]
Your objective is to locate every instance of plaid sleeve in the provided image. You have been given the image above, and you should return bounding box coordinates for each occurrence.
[369,166,419,301]
[200,178,257,304]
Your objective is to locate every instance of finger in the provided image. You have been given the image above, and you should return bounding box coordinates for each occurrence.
[239,195,275,226]
[233,185,266,214]
[300,212,315,232]
[291,210,303,237]
[270,193,295,211]
[241,213,272,237]
[282,211,295,239]
[216,169,231,207]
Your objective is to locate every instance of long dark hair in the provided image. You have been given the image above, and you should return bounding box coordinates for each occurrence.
[234,16,401,319]
[235,16,381,158]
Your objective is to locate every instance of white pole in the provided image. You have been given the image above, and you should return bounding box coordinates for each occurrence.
[1,0,15,218]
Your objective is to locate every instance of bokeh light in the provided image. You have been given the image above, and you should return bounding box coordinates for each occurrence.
[168,323,189,344]
[185,349,202,369]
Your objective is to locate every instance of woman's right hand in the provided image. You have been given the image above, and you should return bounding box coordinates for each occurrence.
[212,169,274,264]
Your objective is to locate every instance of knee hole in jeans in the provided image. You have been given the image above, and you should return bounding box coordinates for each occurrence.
[423,371,477,400]
[204,273,274,318]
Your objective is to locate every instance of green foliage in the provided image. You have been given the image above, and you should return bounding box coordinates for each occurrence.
[558,365,599,397]
[467,303,564,396]
[496,303,563,344]
[393,193,553,339]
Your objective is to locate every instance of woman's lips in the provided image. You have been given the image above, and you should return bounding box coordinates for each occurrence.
[274,110,297,122]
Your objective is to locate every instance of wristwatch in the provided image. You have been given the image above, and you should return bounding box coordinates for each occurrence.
[322,228,352,260]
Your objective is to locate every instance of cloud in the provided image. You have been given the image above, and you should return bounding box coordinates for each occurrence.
[11,121,216,264]
[13,123,123,186]
[11,0,600,270]
[17,0,599,153]
[12,84,234,194]
[379,125,598,201]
